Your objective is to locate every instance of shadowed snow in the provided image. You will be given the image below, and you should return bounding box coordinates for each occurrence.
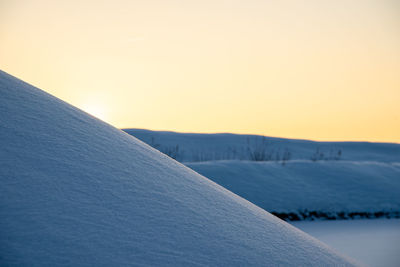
[0,70,358,266]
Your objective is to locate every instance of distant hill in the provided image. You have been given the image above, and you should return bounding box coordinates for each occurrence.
[124,128,400,163]
[124,129,400,221]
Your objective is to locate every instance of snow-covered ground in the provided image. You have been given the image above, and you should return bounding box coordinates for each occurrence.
[0,70,358,266]
[124,129,400,221]
[291,219,400,267]
[186,160,400,220]
[124,129,400,163]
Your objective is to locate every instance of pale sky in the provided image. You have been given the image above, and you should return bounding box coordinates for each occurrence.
[1,0,399,142]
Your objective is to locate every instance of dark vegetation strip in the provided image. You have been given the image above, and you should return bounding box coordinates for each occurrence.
[271,210,400,221]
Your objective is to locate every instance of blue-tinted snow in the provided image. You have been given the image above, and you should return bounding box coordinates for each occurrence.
[124,129,400,218]
[186,160,400,215]
[0,70,358,266]
[124,128,400,163]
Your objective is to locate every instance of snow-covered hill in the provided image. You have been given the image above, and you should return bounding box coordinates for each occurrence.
[124,129,400,163]
[187,160,400,220]
[0,70,357,266]
[123,130,400,221]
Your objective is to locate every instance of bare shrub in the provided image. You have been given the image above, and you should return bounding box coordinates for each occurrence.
[247,137,271,161]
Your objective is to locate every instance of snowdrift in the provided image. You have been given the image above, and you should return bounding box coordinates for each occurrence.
[0,70,357,266]
[124,129,400,163]
[187,160,400,220]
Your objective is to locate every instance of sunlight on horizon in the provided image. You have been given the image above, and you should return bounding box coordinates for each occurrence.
[81,102,109,122]
[1,0,399,142]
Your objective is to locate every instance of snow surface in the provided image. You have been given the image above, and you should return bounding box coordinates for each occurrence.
[186,160,400,217]
[0,70,358,266]
[291,219,400,267]
[123,129,400,220]
[124,129,400,163]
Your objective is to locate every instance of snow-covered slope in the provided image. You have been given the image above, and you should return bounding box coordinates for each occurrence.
[124,129,400,163]
[0,70,357,266]
[124,129,400,220]
[186,160,400,220]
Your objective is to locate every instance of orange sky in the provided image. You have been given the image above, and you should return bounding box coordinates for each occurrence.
[1,0,399,142]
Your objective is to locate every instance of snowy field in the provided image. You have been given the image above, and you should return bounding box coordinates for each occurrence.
[291,219,400,267]
[124,129,400,163]
[125,129,400,221]
[187,160,400,220]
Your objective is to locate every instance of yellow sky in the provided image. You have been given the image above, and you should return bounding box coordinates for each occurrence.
[1,0,399,142]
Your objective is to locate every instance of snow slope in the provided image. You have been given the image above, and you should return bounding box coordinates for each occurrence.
[124,129,400,220]
[186,160,400,220]
[0,70,358,266]
[124,129,400,163]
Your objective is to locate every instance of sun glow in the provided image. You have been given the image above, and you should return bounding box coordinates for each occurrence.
[1,0,399,142]
[81,102,108,122]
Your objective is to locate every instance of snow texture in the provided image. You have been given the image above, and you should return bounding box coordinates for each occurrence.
[186,160,400,219]
[0,70,358,266]
[124,129,400,220]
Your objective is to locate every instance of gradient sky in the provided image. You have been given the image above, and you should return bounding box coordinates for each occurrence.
[1,0,399,142]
